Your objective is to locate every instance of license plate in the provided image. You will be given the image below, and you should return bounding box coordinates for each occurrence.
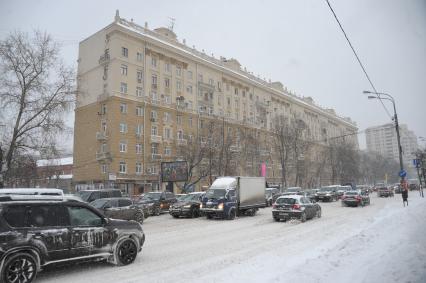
[279,213,288,216]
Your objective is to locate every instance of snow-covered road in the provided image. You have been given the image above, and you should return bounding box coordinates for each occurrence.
[38,194,426,283]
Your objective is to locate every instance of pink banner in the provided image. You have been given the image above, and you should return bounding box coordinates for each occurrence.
[261,162,266,177]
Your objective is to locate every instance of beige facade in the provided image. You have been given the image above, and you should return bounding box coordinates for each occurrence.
[74,11,358,195]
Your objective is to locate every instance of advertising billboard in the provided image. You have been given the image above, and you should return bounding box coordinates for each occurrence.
[161,161,188,182]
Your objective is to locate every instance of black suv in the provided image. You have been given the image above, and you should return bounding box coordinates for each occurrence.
[169,192,204,218]
[0,198,145,282]
[137,191,177,216]
[76,189,122,203]
[315,186,339,202]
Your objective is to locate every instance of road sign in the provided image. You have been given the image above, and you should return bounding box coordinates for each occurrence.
[413,159,421,168]
[399,170,407,178]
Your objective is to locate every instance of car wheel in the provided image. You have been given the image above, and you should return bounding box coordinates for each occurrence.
[115,238,138,266]
[228,209,236,220]
[206,214,212,219]
[301,212,306,223]
[316,209,322,218]
[172,215,179,218]
[1,252,38,283]
[273,217,280,222]
[135,211,144,224]
[154,206,160,216]
[190,208,198,218]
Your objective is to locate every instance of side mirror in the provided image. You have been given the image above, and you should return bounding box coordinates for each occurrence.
[102,218,109,225]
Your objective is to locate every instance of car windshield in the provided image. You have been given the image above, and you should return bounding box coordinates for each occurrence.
[287,188,299,192]
[176,194,187,201]
[320,187,333,192]
[141,192,161,201]
[205,189,226,199]
[77,191,92,202]
[90,198,110,208]
[345,191,359,196]
[182,194,202,201]
[276,198,296,205]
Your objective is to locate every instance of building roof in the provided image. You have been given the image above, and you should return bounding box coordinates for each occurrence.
[36,157,73,167]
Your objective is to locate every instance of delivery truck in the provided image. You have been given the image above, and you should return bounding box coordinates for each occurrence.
[200,176,266,220]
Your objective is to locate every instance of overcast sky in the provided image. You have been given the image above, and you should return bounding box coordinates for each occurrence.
[1,0,425,150]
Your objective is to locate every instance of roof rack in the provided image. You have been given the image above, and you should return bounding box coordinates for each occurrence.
[0,194,82,203]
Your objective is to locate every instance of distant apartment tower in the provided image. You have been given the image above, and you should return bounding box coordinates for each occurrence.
[73,11,358,195]
[365,123,418,172]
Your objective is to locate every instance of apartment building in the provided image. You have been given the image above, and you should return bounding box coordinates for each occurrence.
[73,11,358,195]
[366,123,418,175]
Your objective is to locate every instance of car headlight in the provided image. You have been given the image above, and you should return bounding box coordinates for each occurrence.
[218,203,224,210]
[326,193,330,196]
[200,203,203,209]
[183,205,191,208]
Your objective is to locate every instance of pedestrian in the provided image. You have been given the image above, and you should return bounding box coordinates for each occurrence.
[401,180,408,207]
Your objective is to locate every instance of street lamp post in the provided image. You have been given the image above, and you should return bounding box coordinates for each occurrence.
[363,91,405,181]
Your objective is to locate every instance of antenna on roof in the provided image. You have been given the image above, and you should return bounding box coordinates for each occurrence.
[168,17,176,31]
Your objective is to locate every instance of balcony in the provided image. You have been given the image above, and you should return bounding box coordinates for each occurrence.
[96,151,112,161]
[135,133,143,139]
[198,81,215,91]
[177,139,188,146]
[151,154,162,161]
[99,53,110,65]
[151,135,162,143]
[96,132,108,141]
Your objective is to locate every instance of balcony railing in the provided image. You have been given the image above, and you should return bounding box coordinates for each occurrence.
[96,151,112,161]
[151,135,162,143]
[177,139,187,146]
[151,154,162,161]
[96,132,108,141]
[99,53,110,65]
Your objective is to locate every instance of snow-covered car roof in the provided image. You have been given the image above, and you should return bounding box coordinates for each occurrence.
[276,194,302,200]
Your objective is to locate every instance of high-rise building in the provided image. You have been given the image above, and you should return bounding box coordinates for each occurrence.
[365,123,418,174]
[73,11,358,195]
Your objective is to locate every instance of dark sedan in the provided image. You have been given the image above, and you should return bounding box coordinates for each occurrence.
[169,192,204,218]
[90,197,148,224]
[137,191,177,216]
[272,195,321,222]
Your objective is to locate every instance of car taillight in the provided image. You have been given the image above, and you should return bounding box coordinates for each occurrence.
[292,204,301,210]
[355,196,361,201]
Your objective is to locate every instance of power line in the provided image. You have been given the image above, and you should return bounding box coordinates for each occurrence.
[324,0,393,120]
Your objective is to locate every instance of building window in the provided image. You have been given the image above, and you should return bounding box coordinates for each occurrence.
[217,81,222,91]
[234,88,238,95]
[101,164,107,174]
[101,121,107,132]
[177,115,182,125]
[119,123,127,133]
[120,103,127,114]
[152,75,157,85]
[165,147,171,156]
[164,112,170,122]
[101,104,107,114]
[177,130,184,140]
[176,66,182,76]
[136,162,143,175]
[136,106,144,116]
[136,143,143,154]
[199,119,205,129]
[186,85,192,94]
[187,70,193,80]
[137,70,143,83]
[198,74,203,82]
[119,162,127,173]
[136,124,143,136]
[119,141,127,153]
[209,78,214,86]
[164,128,171,140]
[165,63,171,72]
[151,57,157,67]
[151,144,158,154]
[151,125,158,136]
[121,64,128,76]
[165,78,170,88]
[188,117,193,127]
[122,47,128,57]
[150,110,157,121]
[176,80,182,91]
[227,97,231,106]
[101,143,107,153]
[164,95,171,104]
[137,52,143,61]
[120,82,127,94]
[136,87,143,97]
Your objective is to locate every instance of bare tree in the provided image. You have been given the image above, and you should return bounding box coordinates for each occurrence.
[0,31,75,186]
[327,139,359,185]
